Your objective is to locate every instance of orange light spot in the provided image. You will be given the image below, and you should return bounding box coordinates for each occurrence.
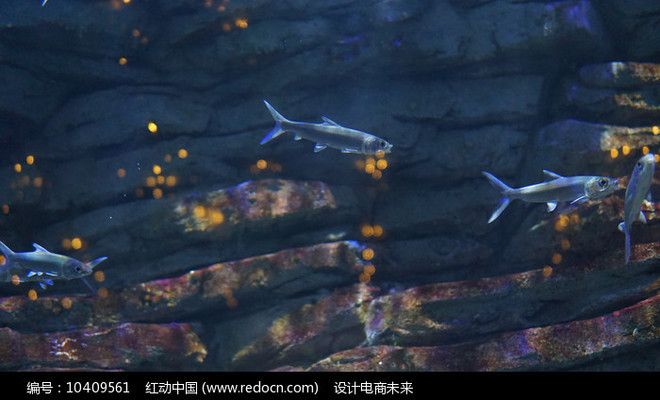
[542,265,553,278]
[117,168,126,178]
[27,289,38,301]
[11,274,20,285]
[94,270,106,283]
[622,145,631,156]
[364,264,376,276]
[178,148,188,159]
[146,176,156,187]
[25,155,35,165]
[32,177,43,188]
[375,150,385,159]
[193,205,207,219]
[152,164,162,175]
[372,170,383,180]
[222,22,232,32]
[166,175,177,187]
[366,157,376,166]
[355,160,365,170]
[554,215,570,232]
[256,159,267,170]
[71,237,82,250]
[642,146,650,155]
[61,297,73,309]
[610,148,619,159]
[2,204,9,215]
[361,224,374,238]
[123,0,131,4]
[560,238,571,251]
[655,154,660,163]
[234,18,248,29]
[147,121,158,134]
[376,159,388,170]
[365,164,375,174]
[0,255,5,265]
[97,287,109,298]
[653,126,660,135]
[358,273,370,283]
[551,253,562,265]
[570,213,580,225]
[164,154,173,163]
[135,187,144,198]
[132,29,141,38]
[13,163,22,173]
[210,209,225,225]
[156,175,165,185]
[62,238,71,250]
[362,248,375,261]
[372,224,384,238]
[118,56,128,66]
[152,188,163,199]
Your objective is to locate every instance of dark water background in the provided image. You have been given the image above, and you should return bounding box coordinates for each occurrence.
[0,0,658,371]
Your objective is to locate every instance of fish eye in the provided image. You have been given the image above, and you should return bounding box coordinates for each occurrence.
[380,141,387,148]
[74,265,82,273]
[598,178,608,188]
[637,162,643,168]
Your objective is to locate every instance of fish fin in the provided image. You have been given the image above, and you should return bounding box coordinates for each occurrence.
[32,243,50,253]
[624,231,631,264]
[314,144,327,153]
[543,170,563,180]
[570,195,588,205]
[260,100,289,145]
[27,270,37,277]
[42,0,48,5]
[617,222,625,233]
[546,202,557,212]
[341,148,360,154]
[82,277,96,294]
[321,116,340,126]
[294,134,302,141]
[39,283,47,290]
[482,172,514,223]
[44,279,54,286]
[36,271,43,276]
[638,211,647,224]
[86,256,108,270]
[0,241,15,259]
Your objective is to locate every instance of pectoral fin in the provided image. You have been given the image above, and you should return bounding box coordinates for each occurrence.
[321,116,340,126]
[27,270,37,278]
[86,256,108,269]
[341,148,360,154]
[543,170,563,180]
[570,195,588,205]
[39,283,47,290]
[546,202,557,212]
[639,211,647,224]
[314,144,327,153]
[294,134,302,141]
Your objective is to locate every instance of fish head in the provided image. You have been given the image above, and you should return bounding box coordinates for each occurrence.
[364,136,393,155]
[634,153,656,179]
[584,176,619,199]
[62,256,107,279]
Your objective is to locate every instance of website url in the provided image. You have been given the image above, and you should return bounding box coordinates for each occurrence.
[202,381,318,395]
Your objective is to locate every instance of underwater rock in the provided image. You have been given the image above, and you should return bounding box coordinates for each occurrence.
[310,294,660,371]
[365,241,659,346]
[0,322,206,370]
[0,241,368,330]
[231,284,378,370]
[579,62,660,88]
[594,0,660,59]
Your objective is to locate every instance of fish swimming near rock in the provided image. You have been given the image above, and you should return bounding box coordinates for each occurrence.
[0,241,107,289]
[260,100,393,155]
[483,170,619,223]
[618,153,655,264]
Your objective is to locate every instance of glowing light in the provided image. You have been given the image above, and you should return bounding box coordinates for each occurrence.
[97,287,109,298]
[570,213,580,225]
[655,154,660,163]
[622,145,631,156]
[256,159,267,170]
[164,154,172,163]
[62,238,71,250]
[146,176,156,187]
[365,164,375,174]
[28,289,38,301]
[118,56,128,66]
[364,264,376,276]
[61,297,73,309]
[194,205,207,219]
[642,146,650,155]
[178,148,188,159]
[33,177,43,188]
[542,266,553,278]
[123,0,131,4]
[210,210,225,225]
[222,23,232,32]
[71,237,82,250]
[152,164,162,175]
[373,224,384,237]
[94,270,106,283]
[11,274,20,285]
[362,248,375,261]
[152,188,163,199]
[13,163,22,173]
[361,224,374,238]
[25,155,35,165]
[132,29,141,38]
[117,168,126,178]
[147,121,158,134]
[0,255,5,265]
[235,18,249,29]
[376,159,388,170]
[554,215,569,232]
[375,150,385,159]
[359,273,370,283]
[551,253,562,265]
[372,170,383,180]
[653,126,660,135]
[166,175,177,187]
[560,238,571,251]
[2,204,9,214]
[610,148,619,159]
[366,157,375,166]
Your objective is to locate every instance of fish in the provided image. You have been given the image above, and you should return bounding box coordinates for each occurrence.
[42,0,48,5]
[260,100,393,155]
[483,170,619,223]
[618,153,655,264]
[0,241,107,289]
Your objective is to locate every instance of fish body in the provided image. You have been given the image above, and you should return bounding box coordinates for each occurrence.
[0,241,107,289]
[619,153,655,264]
[483,170,618,223]
[260,100,393,155]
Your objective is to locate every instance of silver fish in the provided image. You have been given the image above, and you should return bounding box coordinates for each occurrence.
[483,170,618,223]
[618,153,655,264]
[0,241,107,289]
[260,100,393,155]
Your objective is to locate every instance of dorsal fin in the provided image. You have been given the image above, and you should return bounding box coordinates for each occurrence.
[32,243,50,253]
[321,116,340,126]
[543,169,563,180]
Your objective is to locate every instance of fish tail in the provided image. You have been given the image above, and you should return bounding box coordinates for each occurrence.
[482,171,514,223]
[625,231,631,264]
[260,100,288,145]
[0,240,15,260]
